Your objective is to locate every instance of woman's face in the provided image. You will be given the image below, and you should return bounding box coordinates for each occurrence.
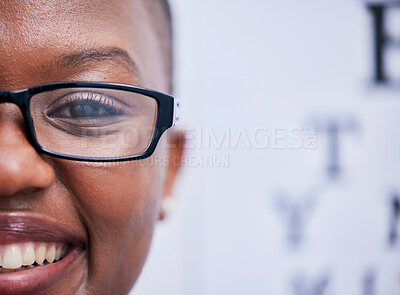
[0,0,181,294]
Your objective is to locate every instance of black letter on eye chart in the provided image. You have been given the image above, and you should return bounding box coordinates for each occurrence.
[313,118,359,180]
[275,191,317,249]
[291,273,330,295]
[362,269,376,295]
[389,193,400,247]
[367,2,400,84]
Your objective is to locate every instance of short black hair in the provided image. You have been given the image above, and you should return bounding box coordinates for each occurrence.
[146,0,173,92]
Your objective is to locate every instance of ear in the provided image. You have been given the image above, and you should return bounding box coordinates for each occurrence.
[159,129,185,220]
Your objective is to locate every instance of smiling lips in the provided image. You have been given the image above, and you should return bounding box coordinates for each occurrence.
[0,213,85,294]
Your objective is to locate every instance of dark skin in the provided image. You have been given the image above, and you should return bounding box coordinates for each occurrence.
[0,0,183,294]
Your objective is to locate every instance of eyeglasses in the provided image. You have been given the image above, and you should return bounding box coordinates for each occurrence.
[0,81,179,162]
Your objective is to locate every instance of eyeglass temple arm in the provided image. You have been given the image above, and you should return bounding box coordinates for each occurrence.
[172,97,180,126]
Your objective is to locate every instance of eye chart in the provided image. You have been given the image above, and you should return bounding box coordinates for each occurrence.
[133,1,400,295]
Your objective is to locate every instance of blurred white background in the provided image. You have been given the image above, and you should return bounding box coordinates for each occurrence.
[131,1,400,294]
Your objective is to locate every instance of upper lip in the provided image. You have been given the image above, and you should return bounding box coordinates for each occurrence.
[0,212,85,246]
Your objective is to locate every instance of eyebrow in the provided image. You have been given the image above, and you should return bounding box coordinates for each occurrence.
[57,47,141,81]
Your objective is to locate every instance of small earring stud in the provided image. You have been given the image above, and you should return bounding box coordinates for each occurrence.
[159,196,175,220]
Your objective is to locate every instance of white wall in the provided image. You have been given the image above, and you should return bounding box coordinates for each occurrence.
[132,1,400,294]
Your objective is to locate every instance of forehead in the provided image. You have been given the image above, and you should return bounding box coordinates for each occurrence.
[0,0,167,91]
[0,0,147,40]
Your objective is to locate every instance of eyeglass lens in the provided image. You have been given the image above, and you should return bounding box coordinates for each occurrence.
[30,88,158,158]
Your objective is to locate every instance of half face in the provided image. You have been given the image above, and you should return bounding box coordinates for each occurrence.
[0,0,175,294]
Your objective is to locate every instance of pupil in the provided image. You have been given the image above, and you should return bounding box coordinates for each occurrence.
[70,104,97,117]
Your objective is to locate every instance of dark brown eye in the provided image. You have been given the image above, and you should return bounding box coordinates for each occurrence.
[68,102,105,118]
[47,92,124,119]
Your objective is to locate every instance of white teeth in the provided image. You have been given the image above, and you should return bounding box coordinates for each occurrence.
[35,243,47,265]
[3,244,23,269]
[0,242,67,269]
[46,244,56,263]
[22,243,36,266]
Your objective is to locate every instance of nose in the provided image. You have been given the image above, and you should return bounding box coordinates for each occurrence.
[0,104,55,196]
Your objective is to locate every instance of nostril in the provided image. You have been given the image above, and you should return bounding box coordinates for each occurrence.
[19,187,43,194]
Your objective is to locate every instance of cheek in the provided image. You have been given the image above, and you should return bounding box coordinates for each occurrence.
[54,158,164,293]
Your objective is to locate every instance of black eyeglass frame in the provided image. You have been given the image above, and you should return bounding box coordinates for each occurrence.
[0,81,178,162]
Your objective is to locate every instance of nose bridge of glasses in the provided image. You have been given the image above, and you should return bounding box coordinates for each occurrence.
[0,89,27,107]
[0,89,12,102]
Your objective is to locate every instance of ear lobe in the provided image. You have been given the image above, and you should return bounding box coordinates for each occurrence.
[159,129,185,220]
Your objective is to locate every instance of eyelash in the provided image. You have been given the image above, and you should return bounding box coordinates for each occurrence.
[47,91,125,118]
